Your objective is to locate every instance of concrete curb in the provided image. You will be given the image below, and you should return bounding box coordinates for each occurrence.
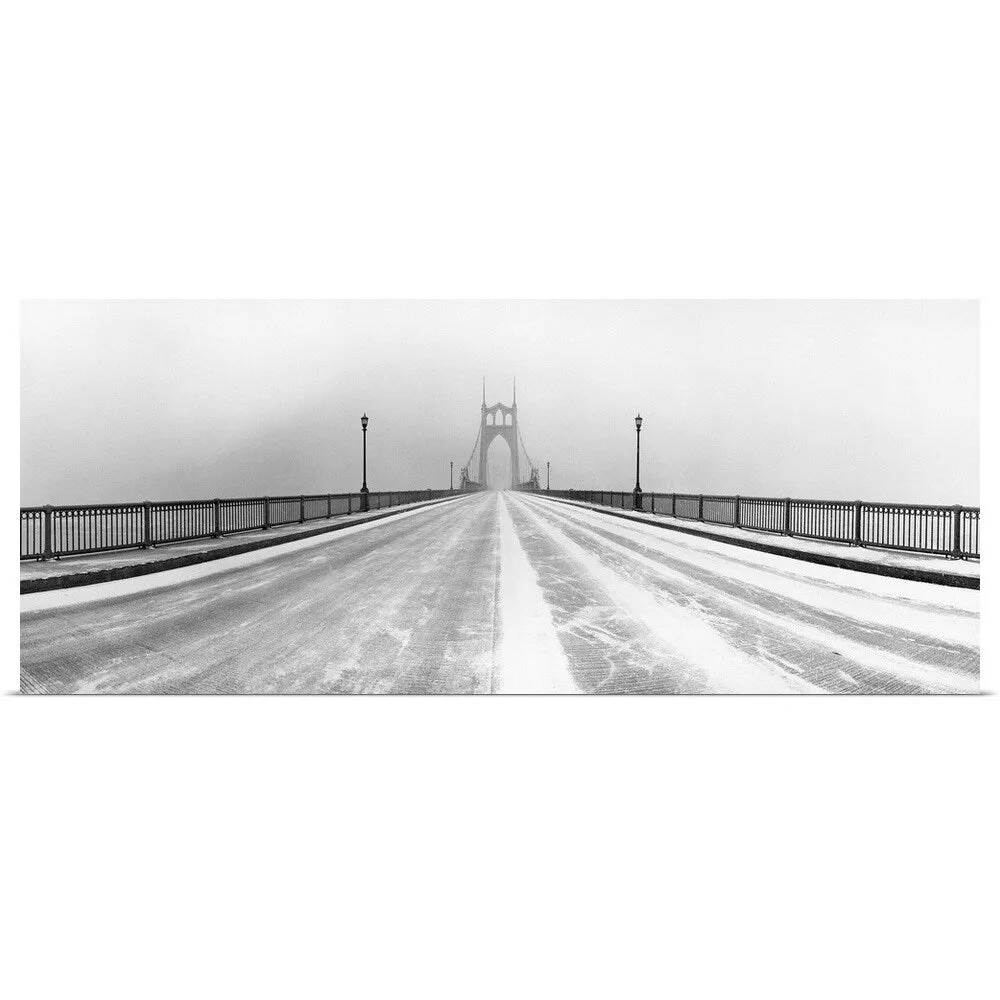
[534,495,980,591]
[21,496,464,595]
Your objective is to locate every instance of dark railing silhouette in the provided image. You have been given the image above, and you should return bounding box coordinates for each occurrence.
[544,491,980,560]
[21,490,456,560]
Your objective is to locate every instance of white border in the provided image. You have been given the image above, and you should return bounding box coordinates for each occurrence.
[3,3,995,998]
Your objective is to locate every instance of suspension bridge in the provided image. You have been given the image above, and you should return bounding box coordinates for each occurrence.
[459,379,540,491]
[19,379,980,695]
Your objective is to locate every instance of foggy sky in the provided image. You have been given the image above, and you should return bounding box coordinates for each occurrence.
[20,301,979,506]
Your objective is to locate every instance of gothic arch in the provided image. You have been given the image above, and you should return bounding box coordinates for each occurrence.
[478,395,520,489]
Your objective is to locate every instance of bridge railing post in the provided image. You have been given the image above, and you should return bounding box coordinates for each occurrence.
[952,504,964,559]
[142,501,152,548]
[42,504,53,560]
[853,500,863,546]
[734,495,741,528]
[213,498,221,538]
[784,497,792,536]
[263,497,271,530]
[698,495,704,521]
[327,494,332,518]
[299,495,305,523]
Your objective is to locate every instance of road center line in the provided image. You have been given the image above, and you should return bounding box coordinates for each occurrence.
[494,494,577,694]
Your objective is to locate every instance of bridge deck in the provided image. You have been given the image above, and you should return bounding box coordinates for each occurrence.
[20,496,456,590]
[20,492,979,694]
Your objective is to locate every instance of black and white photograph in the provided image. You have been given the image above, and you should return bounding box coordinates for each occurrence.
[19,300,980,695]
[3,3,996,1000]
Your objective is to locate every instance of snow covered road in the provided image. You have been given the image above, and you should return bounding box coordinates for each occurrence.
[20,491,979,694]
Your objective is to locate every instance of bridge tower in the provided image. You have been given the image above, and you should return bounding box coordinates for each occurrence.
[479,378,521,489]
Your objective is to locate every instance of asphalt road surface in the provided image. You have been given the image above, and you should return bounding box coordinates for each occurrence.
[20,492,979,694]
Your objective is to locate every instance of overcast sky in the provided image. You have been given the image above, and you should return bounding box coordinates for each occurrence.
[20,300,978,506]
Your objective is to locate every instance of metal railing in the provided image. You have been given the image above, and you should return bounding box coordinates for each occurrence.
[20,489,457,560]
[544,490,980,560]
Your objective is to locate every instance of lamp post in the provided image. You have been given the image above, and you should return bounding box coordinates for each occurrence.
[450,461,454,491]
[360,413,370,512]
[633,413,643,511]
[546,461,550,491]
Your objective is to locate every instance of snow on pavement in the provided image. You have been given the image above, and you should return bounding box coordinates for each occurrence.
[20,496,474,614]
[509,494,812,693]
[20,491,979,694]
[514,493,978,694]
[493,495,577,693]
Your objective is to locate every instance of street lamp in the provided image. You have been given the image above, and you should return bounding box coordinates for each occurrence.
[546,461,550,491]
[360,413,370,511]
[450,461,454,491]
[633,413,643,511]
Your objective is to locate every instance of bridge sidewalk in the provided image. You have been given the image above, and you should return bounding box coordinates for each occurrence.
[534,495,980,590]
[20,495,465,594]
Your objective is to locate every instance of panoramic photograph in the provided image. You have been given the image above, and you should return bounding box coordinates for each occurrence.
[19,300,979,694]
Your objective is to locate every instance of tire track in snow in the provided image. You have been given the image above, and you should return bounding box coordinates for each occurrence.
[519,495,977,694]
[509,495,812,693]
[502,495,715,692]
[21,493,499,694]
[525,497,978,647]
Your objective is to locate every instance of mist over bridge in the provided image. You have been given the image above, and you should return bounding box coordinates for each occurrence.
[19,378,979,695]
[460,379,540,492]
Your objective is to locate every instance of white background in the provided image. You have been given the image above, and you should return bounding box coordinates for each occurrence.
[2,2,996,998]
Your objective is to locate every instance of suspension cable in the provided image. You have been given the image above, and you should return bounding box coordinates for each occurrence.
[465,421,534,485]
[517,425,534,474]
[465,425,481,472]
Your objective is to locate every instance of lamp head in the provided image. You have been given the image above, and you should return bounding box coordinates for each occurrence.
[635,413,643,431]
[361,413,369,430]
